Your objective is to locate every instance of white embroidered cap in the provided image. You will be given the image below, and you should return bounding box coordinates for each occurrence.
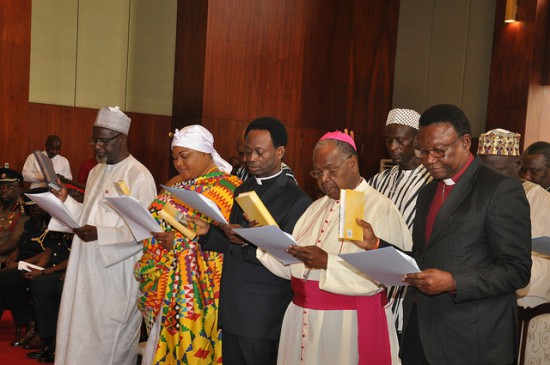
[386,108,421,130]
[94,106,131,135]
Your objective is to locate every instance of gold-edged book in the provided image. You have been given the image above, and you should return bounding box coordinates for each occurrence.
[114,180,131,196]
[158,203,196,240]
[235,191,278,227]
[338,189,364,241]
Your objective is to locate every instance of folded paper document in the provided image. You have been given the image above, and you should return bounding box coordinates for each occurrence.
[104,195,162,241]
[162,185,228,224]
[18,261,45,272]
[340,247,420,286]
[25,191,80,232]
[232,226,300,265]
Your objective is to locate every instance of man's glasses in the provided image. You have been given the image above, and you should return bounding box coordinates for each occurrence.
[414,136,461,159]
[310,156,352,179]
[89,133,121,146]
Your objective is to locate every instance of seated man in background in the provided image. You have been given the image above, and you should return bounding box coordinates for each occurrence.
[0,187,50,347]
[520,141,550,192]
[22,135,72,189]
[477,128,550,307]
[0,168,28,260]
[24,226,73,363]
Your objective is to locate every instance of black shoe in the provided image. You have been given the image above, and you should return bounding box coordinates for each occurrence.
[27,349,45,359]
[23,333,44,349]
[11,321,36,347]
[39,351,55,363]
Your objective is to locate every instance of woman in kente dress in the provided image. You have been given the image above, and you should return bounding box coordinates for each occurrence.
[135,125,241,365]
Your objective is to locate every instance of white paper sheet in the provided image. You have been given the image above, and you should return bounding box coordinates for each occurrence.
[25,192,80,231]
[232,226,301,265]
[339,246,420,286]
[531,236,550,255]
[162,185,228,224]
[104,195,162,242]
[18,261,45,272]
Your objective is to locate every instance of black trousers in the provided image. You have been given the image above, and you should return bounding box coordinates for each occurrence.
[0,268,33,326]
[222,330,279,365]
[401,304,430,365]
[30,272,64,340]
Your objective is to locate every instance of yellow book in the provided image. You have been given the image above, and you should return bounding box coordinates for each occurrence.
[338,189,364,241]
[235,191,278,227]
[158,202,196,240]
[114,180,131,196]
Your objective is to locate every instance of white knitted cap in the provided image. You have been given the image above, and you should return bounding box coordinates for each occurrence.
[386,108,421,130]
[94,106,131,135]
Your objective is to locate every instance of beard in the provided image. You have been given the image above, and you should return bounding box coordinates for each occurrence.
[95,153,107,164]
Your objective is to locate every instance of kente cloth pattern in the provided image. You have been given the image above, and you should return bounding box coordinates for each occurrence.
[135,170,240,365]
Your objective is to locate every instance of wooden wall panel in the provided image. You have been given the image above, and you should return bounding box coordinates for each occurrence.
[189,0,399,195]
[0,0,32,170]
[172,0,209,129]
[524,0,550,146]
[203,0,307,125]
[486,0,549,147]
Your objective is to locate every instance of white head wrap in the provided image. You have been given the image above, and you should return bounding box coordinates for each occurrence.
[94,106,131,135]
[386,108,420,130]
[171,125,233,173]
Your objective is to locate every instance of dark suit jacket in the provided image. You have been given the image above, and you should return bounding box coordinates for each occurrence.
[402,157,531,364]
[204,172,311,340]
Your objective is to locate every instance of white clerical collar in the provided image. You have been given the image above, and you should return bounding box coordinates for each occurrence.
[443,178,455,186]
[254,168,283,185]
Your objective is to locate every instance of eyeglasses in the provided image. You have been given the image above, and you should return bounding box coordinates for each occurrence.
[310,156,352,179]
[414,136,461,159]
[89,133,121,146]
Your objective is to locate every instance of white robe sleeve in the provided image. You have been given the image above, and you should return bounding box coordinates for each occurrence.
[64,194,83,221]
[22,153,43,184]
[95,172,156,268]
[56,156,73,180]
[256,248,292,279]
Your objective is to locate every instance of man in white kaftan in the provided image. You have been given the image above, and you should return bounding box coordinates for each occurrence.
[477,129,550,308]
[516,180,550,307]
[54,107,157,365]
[23,135,72,189]
[257,132,412,365]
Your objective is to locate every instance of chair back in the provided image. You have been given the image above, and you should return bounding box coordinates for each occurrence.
[517,302,550,365]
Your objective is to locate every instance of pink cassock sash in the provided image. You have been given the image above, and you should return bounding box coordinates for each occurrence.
[291,276,391,365]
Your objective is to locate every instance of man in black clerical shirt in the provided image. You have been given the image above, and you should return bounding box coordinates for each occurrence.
[197,117,311,365]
